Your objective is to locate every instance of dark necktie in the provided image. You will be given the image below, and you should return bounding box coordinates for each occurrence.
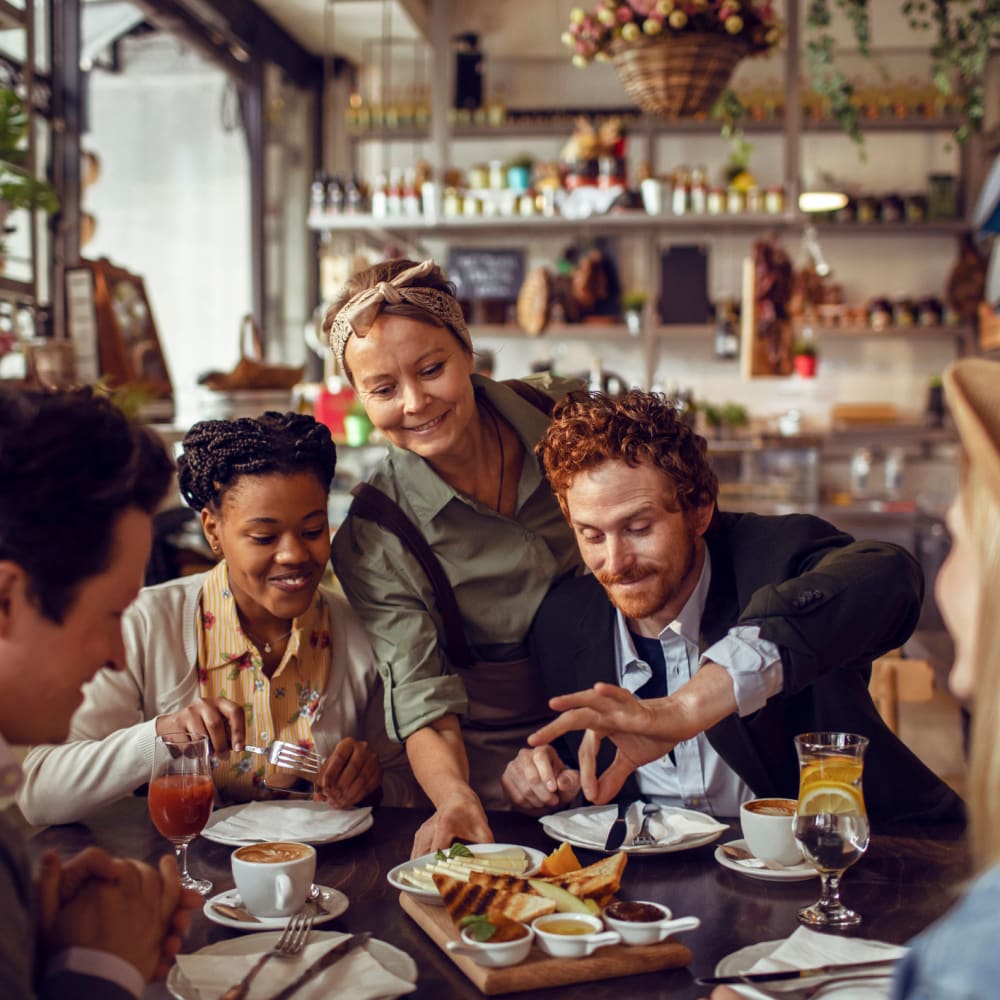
[629,631,675,765]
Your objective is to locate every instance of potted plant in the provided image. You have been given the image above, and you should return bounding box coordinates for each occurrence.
[791,339,818,378]
[621,290,647,336]
[563,1,782,118]
[0,87,58,257]
[343,397,374,447]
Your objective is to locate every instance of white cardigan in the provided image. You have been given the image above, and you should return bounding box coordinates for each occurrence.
[18,573,416,825]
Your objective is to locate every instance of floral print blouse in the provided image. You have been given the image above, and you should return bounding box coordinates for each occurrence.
[197,561,331,803]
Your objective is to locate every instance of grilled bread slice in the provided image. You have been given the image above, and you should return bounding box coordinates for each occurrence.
[433,873,556,926]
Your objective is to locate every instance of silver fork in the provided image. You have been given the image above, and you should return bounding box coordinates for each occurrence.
[629,803,659,847]
[244,741,322,776]
[219,906,314,1000]
[755,973,892,999]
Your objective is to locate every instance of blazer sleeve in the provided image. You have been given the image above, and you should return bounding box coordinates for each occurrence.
[733,516,923,695]
[17,593,196,827]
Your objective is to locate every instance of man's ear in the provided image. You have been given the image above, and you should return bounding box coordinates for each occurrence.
[0,562,27,638]
[689,503,715,539]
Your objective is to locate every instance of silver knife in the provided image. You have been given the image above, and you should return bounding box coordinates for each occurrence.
[603,799,632,851]
[697,957,899,985]
[268,932,372,999]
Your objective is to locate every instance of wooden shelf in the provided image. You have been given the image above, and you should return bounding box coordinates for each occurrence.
[0,0,26,31]
[473,322,633,340]
[346,115,962,144]
[815,325,971,339]
[813,221,967,235]
[0,275,35,304]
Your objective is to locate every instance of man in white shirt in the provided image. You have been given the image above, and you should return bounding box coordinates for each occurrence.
[0,387,201,999]
[501,390,964,827]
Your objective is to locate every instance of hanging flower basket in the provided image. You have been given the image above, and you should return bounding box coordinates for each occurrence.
[610,32,749,118]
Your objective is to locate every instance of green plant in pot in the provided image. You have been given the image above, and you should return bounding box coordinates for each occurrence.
[792,338,819,378]
[621,290,647,336]
[344,397,374,447]
[0,87,57,264]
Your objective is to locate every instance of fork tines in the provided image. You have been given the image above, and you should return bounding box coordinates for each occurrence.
[280,907,314,952]
[272,741,321,776]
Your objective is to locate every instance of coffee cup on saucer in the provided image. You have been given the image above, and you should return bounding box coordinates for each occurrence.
[231,841,316,917]
[739,798,803,866]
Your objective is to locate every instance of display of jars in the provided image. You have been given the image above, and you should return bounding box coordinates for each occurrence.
[764,186,785,214]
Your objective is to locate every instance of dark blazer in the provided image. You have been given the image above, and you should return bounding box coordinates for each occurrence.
[529,510,965,828]
[0,809,133,1000]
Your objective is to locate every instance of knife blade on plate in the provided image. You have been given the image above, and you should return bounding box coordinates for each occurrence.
[267,932,372,1000]
[697,957,899,985]
[603,799,634,851]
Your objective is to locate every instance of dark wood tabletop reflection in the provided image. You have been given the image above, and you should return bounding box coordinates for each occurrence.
[30,801,970,999]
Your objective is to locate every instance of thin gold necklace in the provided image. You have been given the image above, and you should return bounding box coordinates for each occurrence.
[242,622,293,654]
[485,404,505,512]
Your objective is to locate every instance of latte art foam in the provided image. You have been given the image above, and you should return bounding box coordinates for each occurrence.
[234,841,312,864]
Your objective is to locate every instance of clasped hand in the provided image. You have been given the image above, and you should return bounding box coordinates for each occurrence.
[37,847,201,982]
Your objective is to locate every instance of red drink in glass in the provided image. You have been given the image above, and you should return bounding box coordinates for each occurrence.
[148,773,214,839]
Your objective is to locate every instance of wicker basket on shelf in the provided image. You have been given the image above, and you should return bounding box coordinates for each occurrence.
[611,33,748,117]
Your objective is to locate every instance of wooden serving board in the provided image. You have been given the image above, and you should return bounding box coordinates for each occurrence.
[399,893,693,995]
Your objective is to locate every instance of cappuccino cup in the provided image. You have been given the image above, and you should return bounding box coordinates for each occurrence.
[231,841,316,917]
[739,797,803,866]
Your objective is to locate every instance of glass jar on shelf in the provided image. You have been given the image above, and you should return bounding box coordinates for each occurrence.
[726,186,746,214]
[764,186,785,214]
[672,166,690,215]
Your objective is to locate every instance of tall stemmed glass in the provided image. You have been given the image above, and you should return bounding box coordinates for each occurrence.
[793,732,870,929]
[149,732,215,894]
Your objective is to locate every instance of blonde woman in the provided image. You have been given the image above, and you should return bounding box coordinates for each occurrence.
[325,258,583,855]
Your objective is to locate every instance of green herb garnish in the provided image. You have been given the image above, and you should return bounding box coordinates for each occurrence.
[449,842,473,859]
[459,914,497,941]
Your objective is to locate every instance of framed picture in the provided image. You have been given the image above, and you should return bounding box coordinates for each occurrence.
[65,257,173,401]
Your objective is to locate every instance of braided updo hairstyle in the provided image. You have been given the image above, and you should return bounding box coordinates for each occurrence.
[177,411,337,512]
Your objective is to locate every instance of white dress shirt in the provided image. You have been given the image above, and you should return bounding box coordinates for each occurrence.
[612,550,784,817]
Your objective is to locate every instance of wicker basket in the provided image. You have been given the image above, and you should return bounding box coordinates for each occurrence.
[611,32,748,118]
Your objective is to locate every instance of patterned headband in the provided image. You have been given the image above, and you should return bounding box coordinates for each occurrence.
[325,259,471,366]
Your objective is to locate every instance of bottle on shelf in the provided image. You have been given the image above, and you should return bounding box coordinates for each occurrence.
[309,171,327,220]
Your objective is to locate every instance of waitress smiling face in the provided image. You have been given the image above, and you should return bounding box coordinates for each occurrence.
[346,313,477,467]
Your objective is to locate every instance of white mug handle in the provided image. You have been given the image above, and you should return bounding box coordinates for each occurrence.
[274,873,294,909]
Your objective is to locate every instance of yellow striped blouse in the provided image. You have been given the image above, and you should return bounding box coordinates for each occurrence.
[197,561,331,803]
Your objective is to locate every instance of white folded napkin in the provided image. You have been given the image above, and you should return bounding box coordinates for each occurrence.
[206,801,371,843]
[174,934,416,1000]
[731,926,907,1000]
[541,804,726,849]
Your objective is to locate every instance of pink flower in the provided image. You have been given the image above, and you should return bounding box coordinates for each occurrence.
[630,0,656,14]
[201,610,215,630]
[616,5,634,24]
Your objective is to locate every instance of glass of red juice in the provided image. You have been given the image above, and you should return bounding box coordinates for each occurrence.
[149,732,215,894]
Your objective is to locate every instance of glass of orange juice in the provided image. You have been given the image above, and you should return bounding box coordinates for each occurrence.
[149,732,215,894]
[793,732,870,928]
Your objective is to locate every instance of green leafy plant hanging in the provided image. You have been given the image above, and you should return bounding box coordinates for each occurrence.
[805,0,1000,147]
[0,87,58,215]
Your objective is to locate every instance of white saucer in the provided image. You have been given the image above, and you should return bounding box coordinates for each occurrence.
[166,930,417,1000]
[387,843,546,906]
[714,839,817,882]
[203,884,348,930]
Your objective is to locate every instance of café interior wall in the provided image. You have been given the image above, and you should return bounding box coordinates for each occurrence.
[83,36,252,424]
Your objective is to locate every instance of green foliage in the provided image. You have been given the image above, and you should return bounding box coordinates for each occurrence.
[504,152,534,170]
[621,290,647,311]
[806,0,1000,148]
[459,915,498,941]
[792,338,818,357]
[700,401,749,432]
[0,88,58,216]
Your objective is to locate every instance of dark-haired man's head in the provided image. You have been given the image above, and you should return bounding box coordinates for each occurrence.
[537,390,718,635]
[0,388,173,742]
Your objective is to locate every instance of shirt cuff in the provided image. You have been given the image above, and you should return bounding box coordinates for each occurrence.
[45,947,145,998]
[701,625,783,717]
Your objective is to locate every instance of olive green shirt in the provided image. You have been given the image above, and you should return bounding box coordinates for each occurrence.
[330,374,583,741]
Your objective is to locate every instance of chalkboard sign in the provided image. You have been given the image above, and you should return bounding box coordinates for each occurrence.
[658,245,711,325]
[447,248,526,303]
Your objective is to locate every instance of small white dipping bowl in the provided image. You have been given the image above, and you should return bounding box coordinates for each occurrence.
[445,924,534,968]
[531,912,621,958]
[602,901,701,946]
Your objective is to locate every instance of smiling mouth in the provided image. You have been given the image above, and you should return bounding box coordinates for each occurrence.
[269,571,314,591]
[407,413,445,433]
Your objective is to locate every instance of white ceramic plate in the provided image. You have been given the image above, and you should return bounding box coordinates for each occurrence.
[166,930,417,1000]
[540,804,726,855]
[714,839,818,882]
[714,938,897,999]
[201,801,374,846]
[386,843,547,906]
[203,884,349,930]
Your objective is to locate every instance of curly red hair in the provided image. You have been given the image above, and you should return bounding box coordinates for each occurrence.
[537,389,718,513]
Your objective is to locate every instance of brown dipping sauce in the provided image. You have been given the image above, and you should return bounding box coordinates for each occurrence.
[604,901,665,923]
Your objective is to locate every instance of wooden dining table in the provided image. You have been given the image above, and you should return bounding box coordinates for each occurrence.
[29,799,970,999]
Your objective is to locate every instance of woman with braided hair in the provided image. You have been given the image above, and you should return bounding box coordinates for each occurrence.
[18,412,413,825]
[325,258,584,856]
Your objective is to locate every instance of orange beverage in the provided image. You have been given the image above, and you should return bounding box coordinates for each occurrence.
[148,773,214,839]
